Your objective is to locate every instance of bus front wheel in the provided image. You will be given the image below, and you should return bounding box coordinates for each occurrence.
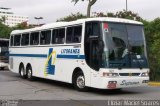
[73,72,88,91]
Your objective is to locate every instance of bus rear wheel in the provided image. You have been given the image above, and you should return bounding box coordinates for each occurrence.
[26,66,33,81]
[19,65,27,79]
[73,72,88,91]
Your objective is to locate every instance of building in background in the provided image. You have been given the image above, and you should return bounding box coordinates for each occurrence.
[0,7,29,27]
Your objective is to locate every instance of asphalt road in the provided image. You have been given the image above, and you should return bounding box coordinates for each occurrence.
[0,70,160,106]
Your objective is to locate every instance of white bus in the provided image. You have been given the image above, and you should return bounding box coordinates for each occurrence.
[9,18,149,91]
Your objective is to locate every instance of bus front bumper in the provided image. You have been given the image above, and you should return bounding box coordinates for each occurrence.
[99,77,149,89]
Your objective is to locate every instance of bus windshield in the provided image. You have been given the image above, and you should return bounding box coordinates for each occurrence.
[102,22,148,69]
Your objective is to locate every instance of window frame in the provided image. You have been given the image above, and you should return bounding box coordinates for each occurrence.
[13,34,21,46]
[21,33,30,46]
[51,27,65,44]
[40,29,52,45]
[30,31,40,46]
[66,25,82,44]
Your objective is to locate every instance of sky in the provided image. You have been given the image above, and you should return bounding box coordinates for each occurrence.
[0,0,160,24]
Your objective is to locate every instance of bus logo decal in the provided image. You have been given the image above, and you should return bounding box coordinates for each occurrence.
[44,48,57,76]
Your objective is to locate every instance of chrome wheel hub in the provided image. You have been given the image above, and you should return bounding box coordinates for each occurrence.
[28,69,32,78]
[76,76,85,88]
[20,68,24,76]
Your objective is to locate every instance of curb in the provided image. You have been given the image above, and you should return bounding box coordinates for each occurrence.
[148,82,160,86]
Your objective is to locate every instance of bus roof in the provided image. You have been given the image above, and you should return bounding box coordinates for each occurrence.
[11,17,143,35]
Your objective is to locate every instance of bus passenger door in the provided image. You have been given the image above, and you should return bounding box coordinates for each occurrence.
[85,21,103,88]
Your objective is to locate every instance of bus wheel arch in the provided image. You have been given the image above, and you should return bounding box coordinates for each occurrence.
[19,62,27,78]
[72,67,88,91]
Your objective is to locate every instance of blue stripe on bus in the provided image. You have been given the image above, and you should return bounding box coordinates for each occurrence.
[9,54,85,59]
[57,55,85,59]
[9,54,47,58]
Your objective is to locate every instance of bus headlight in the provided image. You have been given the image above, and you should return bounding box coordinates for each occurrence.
[103,72,119,77]
[141,72,149,77]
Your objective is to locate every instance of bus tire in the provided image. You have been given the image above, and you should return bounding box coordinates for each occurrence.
[26,65,33,81]
[19,64,27,79]
[73,72,88,92]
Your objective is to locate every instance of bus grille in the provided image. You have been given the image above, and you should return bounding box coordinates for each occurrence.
[119,73,140,76]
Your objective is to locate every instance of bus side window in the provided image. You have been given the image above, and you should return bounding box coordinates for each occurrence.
[66,27,73,43]
[21,33,29,46]
[52,29,57,44]
[66,25,82,43]
[52,28,65,44]
[40,30,51,45]
[57,28,65,44]
[10,36,14,46]
[86,22,100,36]
[74,25,82,43]
[14,35,21,46]
[30,32,39,45]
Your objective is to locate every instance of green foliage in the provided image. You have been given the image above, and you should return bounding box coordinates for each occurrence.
[142,18,160,81]
[0,22,12,38]
[57,12,87,22]
[0,21,31,39]
[58,10,142,22]
[93,10,142,21]
[13,22,31,30]
[115,10,142,21]
[0,16,6,23]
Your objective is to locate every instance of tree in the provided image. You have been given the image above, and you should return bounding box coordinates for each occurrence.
[72,0,97,17]
[0,16,6,23]
[93,12,115,17]
[0,21,31,38]
[13,21,30,30]
[0,22,12,38]
[57,12,87,22]
[142,18,160,81]
[57,10,142,22]
[115,10,142,21]
[93,10,142,21]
